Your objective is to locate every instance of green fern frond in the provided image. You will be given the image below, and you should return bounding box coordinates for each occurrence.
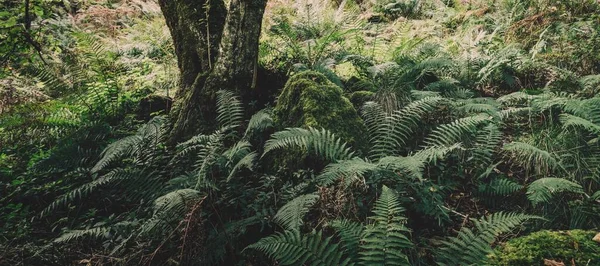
[478,178,524,197]
[54,226,110,244]
[471,124,503,168]
[263,127,354,161]
[41,168,137,217]
[412,143,463,164]
[91,135,142,173]
[370,96,444,159]
[560,113,600,134]
[227,151,257,182]
[458,103,500,117]
[359,185,412,266]
[497,91,535,105]
[377,155,425,182]
[317,158,377,186]
[361,101,386,140]
[246,230,349,266]
[526,177,584,206]
[502,141,558,175]
[274,194,320,231]
[329,219,364,259]
[436,212,540,266]
[499,107,531,120]
[217,90,244,130]
[140,189,203,236]
[92,116,167,173]
[425,114,491,147]
[244,109,273,138]
[564,98,600,124]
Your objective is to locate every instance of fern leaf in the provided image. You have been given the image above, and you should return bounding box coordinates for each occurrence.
[560,113,600,134]
[244,108,273,138]
[54,226,110,244]
[317,158,377,186]
[436,212,540,266]
[263,127,354,161]
[246,230,349,266]
[274,194,320,231]
[330,219,364,259]
[359,185,412,265]
[140,189,204,236]
[526,177,584,206]
[217,90,244,130]
[370,96,443,159]
[502,141,558,175]
[425,114,491,147]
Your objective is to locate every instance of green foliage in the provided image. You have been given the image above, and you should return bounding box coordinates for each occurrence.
[246,230,350,266]
[369,96,443,159]
[264,127,355,162]
[489,230,600,265]
[273,71,367,146]
[436,212,541,266]
[526,178,584,206]
[502,141,558,176]
[359,185,412,265]
[274,194,320,231]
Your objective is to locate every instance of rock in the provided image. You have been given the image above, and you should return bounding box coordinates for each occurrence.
[489,230,600,266]
[273,71,367,148]
[137,94,173,121]
[594,233,600,243]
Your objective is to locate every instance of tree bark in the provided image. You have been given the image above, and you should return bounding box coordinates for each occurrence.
[165,0,268,143]
[157,0,226,93]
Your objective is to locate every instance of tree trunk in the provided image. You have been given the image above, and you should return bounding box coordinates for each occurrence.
[160,0,268,143]
[158,0,226,93]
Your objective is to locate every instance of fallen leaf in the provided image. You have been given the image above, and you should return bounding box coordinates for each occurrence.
[593,233,600,243]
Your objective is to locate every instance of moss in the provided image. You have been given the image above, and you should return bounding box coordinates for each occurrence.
[344,76,377,93]
[274,71,367,148]
[349,91,375,110]
[489,230,600,266]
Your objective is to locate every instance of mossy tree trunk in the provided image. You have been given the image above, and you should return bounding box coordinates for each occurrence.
[159,0,268,143]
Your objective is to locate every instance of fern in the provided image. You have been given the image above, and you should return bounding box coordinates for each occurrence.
[377,155,425,182]
[317,158,377,186]
[263,127,354,161]
[227,151,257,181]
[425,114,491,147]
[370,96,443,159]
[502,141,558,176]
[361,101,386,139]
[526,177,584,206]
[560,113,600,134]
[329,219,364,260]
[216,90,244,131]
[140,189,204,236]
[246,230,349,266]
[54,226,110,244]
[436,212,540,266]
[244,108,273,138]
[41,168,137,217]
[471,124,503,168]
[478,178,524,197]
[359,185,412,266]
[274,194,320,231]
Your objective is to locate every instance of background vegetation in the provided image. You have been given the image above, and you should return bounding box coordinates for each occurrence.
[1,0,599,265]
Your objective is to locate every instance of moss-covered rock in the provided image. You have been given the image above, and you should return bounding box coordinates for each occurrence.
[349,91,375,110]
[489,230,600,266]
[344,76,377,93]
[273,71,367,147]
